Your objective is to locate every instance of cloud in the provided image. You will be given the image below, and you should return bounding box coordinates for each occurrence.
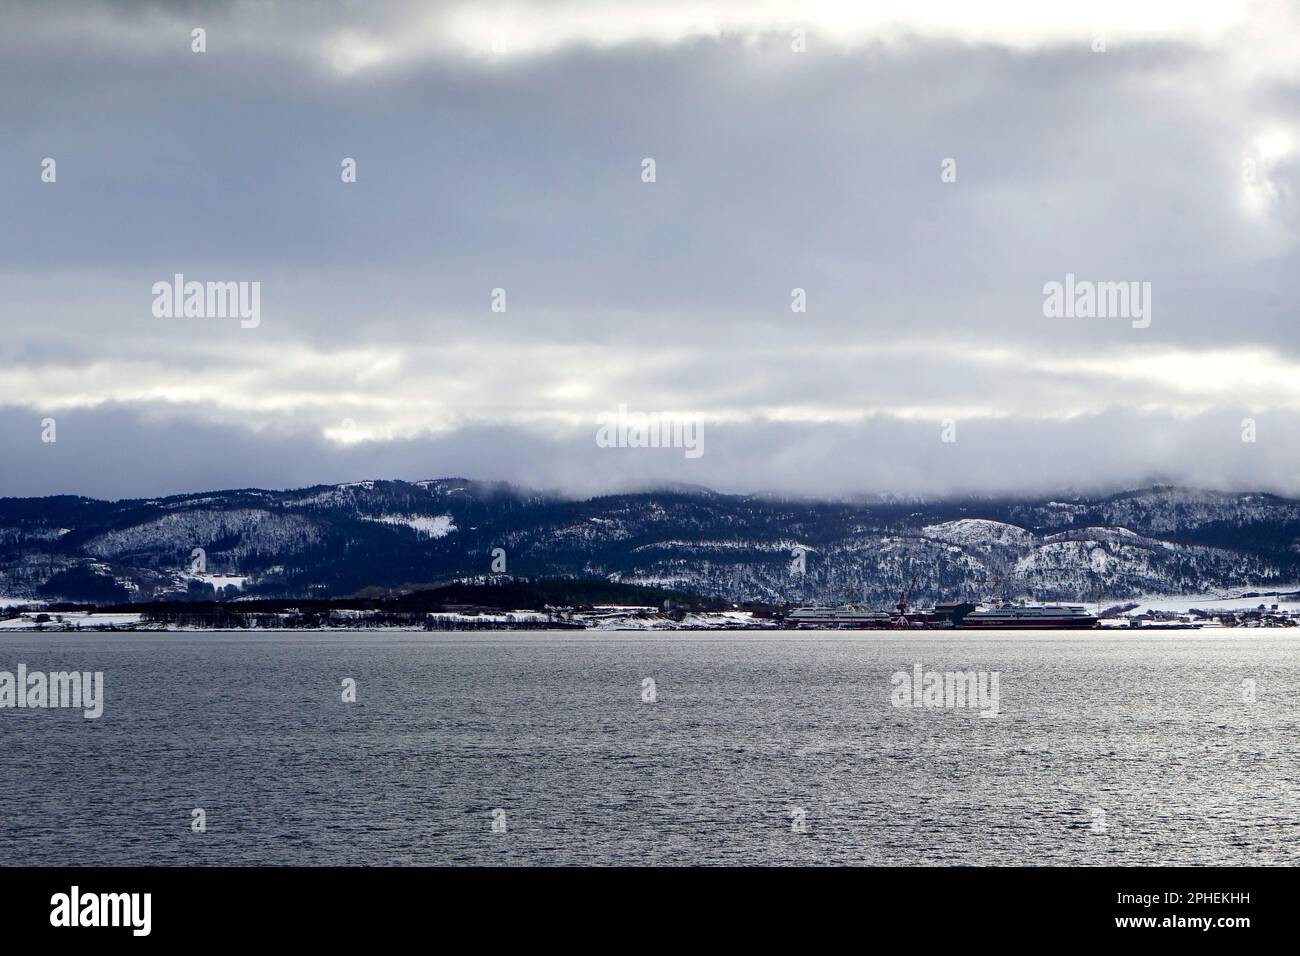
[6,2,1291,73]
[2,401,1294,501]
[1,1,1296,499]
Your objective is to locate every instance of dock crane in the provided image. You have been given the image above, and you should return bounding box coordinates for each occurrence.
[894,575,918,626]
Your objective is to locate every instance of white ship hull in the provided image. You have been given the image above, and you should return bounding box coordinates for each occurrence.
[960,603,1099,629]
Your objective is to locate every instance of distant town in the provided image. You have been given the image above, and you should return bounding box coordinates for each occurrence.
[2,581,1297,632]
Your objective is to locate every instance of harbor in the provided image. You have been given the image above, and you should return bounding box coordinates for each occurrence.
[5,590,1299,632]
[779,590,1300,631]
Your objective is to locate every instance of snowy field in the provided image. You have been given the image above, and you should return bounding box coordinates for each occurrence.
[1125,588,1300,615]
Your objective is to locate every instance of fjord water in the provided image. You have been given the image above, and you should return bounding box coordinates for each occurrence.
[1,630,1296,866]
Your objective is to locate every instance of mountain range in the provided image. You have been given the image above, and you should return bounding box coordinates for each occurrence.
[2,479,1298,606]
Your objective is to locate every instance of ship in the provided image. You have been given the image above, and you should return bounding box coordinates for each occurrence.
[786,578,933,629]
[783,605,894,629]
[958,601,1100,629]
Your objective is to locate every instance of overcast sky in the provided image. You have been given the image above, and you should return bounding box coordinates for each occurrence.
[1,1,1297,500]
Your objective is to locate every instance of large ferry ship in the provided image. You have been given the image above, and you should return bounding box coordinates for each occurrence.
[959,601,1100,629]
[783,605,894,629]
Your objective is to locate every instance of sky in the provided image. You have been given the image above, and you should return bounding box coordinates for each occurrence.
[1,0,1298,501]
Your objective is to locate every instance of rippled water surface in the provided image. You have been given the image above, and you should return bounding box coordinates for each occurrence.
[1,629,1297,865]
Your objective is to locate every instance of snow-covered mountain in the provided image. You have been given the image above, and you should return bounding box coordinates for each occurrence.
[2,480,1298,605]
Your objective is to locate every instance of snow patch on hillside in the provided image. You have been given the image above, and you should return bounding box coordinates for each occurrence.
[361,514,456,538]
[631,539,811,553]
[190,573,248,590]
[921,519,1036,548]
